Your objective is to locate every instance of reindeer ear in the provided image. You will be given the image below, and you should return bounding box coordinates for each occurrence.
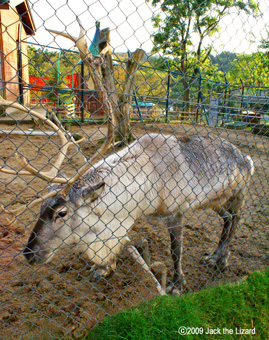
[81,182,105,203]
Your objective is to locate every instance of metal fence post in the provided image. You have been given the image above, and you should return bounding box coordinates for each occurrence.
[165,60,171,123]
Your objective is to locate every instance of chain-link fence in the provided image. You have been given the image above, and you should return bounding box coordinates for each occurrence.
[0,0,268,339]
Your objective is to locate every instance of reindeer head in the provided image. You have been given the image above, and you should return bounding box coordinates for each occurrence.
[23,181,105,264]
[23,194,69,264]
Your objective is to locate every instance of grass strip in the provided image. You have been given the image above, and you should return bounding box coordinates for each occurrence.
[86,268,268,340]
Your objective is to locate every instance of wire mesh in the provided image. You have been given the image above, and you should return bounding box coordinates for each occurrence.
[0,0,268,339]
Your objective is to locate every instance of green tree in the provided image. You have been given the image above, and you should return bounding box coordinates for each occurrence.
[150,0,259,116]
[28,46,58,77]
[28,46,80,79]
[210,51,238,74]
[135,60,167,99]
[227,52,269,87]
[169,54,225,111]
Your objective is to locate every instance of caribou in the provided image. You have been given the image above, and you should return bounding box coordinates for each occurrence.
[0,112,254,295]
[0,19,254,295]
[22,133,254,295]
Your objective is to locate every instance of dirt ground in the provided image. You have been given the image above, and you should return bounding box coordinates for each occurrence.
[0,121,268,339]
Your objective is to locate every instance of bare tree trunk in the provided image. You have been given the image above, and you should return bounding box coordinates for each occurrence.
[101,51,121,140]
[118,49,146,143]
[47,21,146,146]
[100,30,145,144]
[99,28,120,143]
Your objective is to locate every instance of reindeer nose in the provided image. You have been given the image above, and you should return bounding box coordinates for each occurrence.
[23,244,40,264]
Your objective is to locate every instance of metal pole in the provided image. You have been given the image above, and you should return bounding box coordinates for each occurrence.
[165,60,171,123]
[56,51,61,118]
[81,61,85,123]
[223,75,228,122]
[240,78,244,119]
[195,67,202,122]
[133,92,143,123]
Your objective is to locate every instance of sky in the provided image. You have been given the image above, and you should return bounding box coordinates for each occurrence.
[27,0,269,56]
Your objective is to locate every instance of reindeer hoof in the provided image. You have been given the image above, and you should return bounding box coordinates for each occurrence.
[205,251,230,270]
[159,288,167,296]
[90,264,113,281]
[92,271,106,281]
[166,285,182,296]
[166,277,187,296]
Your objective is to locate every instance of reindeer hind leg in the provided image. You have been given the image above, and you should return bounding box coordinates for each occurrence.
[166,213,185,296]
[206,192,244,269]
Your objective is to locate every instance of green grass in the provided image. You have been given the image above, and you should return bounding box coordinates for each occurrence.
[86,268,268,340]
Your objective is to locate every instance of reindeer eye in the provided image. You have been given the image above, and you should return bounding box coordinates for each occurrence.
[56,210,67,219]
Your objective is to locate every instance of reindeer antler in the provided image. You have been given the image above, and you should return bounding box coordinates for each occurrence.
[0,96,87,215]
[0,96,84,181]
[0,191,60,216]
[46,18,88,59]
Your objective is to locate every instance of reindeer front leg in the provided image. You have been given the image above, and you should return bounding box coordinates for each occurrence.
[126,245,166,296]
[89,236,131,280]
[166,214,185,296]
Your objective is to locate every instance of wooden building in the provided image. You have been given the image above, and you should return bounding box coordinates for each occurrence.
[0,0,35,106]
